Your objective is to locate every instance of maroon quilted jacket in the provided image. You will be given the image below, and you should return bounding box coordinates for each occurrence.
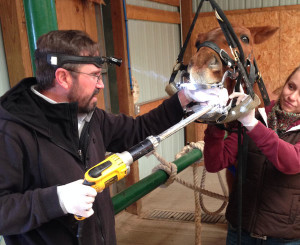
[204,101,300,239]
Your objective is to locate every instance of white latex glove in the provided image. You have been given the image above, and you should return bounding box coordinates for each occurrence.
[228,91,247,106]
[228,92,258,128]
[57,179,97,218]
[228,84,247,106]
[183,87,228,107]
[237,108,258,127]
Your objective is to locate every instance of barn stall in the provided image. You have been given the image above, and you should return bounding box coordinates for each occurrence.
[0,0,300,244]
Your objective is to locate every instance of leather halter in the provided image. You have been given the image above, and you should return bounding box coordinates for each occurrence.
[196,41,236,69]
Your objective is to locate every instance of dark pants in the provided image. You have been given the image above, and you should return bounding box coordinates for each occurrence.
[226,224,300,245]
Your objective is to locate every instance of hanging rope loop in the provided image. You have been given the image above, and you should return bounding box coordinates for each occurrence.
[151,141,228,245]
[151,141,228,202]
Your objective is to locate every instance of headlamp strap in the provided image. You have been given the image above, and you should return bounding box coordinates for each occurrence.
[45,53,122,68]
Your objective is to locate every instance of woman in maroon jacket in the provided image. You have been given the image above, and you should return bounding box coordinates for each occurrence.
[204,65,300,244]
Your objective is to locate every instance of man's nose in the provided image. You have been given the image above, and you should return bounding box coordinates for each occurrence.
[96,79,104,89]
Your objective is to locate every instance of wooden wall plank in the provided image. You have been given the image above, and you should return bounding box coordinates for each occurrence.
[126,5,180,24]
[279,8,300,89]
[149,0,180,7]
[15,0,33,80]
[181,0,193,64]
[136,98,167,116]
[111,0,140,215]
[56,0,85,31]
[0,0,32,88]
[110,1,134,116]
[83,2,98,42]
[82,2,106,110]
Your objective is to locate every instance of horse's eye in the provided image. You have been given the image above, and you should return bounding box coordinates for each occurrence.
[240,35,249,44]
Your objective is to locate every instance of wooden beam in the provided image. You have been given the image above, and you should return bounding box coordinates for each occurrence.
[0,0,32,88]
[136,97,167,116]
[82,2,106,110]
[111,0,134,116]
[180,0,193,64]
[179,0,200,143]
[89,0,105,4]
[110,0,140,215]
[126,5,180,24]
[149,0,180,7]
[56,0,85,32]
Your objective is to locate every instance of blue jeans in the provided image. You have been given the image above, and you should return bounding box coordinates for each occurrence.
[226,224,300,245]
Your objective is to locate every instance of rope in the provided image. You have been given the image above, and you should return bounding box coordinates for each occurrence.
[193,164,202,245]
[152,152,178,186]
[152,142,228,201]
[152,141,229,245]
[199,168,228,215]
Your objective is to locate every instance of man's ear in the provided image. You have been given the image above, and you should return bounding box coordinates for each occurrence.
[55,68,72,89]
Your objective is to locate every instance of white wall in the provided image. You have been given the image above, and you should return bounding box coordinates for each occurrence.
[0,236,5,245]
[0,21,9,245]
[193,0,300,12]
[126,0,184,179]
[0,23,10,96]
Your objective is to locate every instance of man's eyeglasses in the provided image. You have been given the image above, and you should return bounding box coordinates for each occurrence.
[65,69,102,83]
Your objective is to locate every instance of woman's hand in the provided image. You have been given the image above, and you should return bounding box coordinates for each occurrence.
[228,90,258,130]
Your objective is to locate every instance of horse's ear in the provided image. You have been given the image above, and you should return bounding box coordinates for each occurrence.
[248,26,279,44]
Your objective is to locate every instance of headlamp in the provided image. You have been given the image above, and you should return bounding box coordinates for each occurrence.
[46,53,122,68]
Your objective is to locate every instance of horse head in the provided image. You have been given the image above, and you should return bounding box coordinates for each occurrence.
[188,25,278,107]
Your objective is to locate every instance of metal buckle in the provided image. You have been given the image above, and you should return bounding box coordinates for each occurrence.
[250,233,267,240]
[219,49,233,68]
[229,46,239,62]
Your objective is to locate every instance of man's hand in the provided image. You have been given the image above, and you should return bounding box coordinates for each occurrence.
[57,179,97,218]
[182,87,228,107]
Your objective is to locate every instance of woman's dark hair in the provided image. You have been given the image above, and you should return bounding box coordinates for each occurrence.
[284,65,300,85]
[34,30,100,91]
[273,65,300,96]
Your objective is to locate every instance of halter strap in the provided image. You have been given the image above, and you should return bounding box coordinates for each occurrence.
[197,41,236,69]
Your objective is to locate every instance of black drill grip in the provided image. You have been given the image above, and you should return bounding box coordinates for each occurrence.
[128,138,154,162]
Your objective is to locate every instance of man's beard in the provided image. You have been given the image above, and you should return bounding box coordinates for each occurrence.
[68,80,99,113]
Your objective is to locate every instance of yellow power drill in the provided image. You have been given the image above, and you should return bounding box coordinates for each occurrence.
[75,105,213,220]
[74,135,158,220]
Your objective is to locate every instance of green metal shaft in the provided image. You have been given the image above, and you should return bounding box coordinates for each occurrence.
[23,0,58,74]
[112,148,203,214]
